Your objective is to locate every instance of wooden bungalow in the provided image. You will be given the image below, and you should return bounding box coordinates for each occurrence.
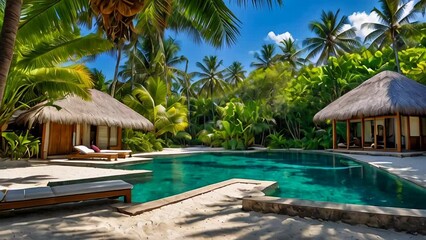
[14,89,154,159]
[314,71,426,152]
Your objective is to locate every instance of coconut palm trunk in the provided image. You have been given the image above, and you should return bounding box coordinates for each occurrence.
[0,0,22,103]
[110,44,123,98]
[391,31,401,73]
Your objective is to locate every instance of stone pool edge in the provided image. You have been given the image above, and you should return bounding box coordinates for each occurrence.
[242,196,426,234]
[115,178,277,216]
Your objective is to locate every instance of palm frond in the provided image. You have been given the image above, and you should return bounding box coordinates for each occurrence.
[17,33,113,70]
[18,0,88,43]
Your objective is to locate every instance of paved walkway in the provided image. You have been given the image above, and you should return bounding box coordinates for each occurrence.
[341,153,426,188]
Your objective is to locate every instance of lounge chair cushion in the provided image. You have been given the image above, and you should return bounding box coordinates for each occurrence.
[91,145,101,152]
[0,190,6,202]
[51,180,133,197]
[4,187,54,202]
[74,145,95,154]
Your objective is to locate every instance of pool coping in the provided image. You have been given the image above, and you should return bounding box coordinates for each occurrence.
[115,178,277,216]
[47,170,153,187]
[242,196,426,234]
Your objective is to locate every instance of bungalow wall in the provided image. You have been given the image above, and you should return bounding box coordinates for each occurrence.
[41,122,122,159]
[332,115,426,152]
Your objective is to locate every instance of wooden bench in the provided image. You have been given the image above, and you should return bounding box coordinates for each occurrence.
[0,180,132,211]
[68,152,119,161]
[100,150,132,158]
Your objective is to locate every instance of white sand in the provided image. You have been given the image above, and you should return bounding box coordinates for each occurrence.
[0,163,148,189]
[0,183,422,239]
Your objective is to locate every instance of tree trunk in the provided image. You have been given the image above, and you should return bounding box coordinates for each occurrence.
[0,0,22,103]
[392,32,401,73]
[184,60,190,131]
[110,45,123,98]
[131,45,135,90]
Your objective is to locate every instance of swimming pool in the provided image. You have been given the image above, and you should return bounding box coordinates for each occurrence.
[119,151,426,209]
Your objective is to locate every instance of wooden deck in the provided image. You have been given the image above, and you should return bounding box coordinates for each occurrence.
[329,149,425,158]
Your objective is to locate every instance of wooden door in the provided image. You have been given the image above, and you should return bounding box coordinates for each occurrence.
[48,123,74,155]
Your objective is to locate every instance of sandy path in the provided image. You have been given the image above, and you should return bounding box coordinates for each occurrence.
[0,183,422,240]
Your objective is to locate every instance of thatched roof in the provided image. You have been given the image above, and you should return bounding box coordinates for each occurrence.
[314,71,426,122]
[15,89,154,130]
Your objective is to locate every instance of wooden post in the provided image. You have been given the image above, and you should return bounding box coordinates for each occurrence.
[396,113,402,152]
[41,122,50,159]
[346,119,350,150]
[361,117,365,150]
[332,120,337,149]
[383,119,387,150]
[420,117,423,150]
[407,116,411,150]
[117,127,122,149]
[374,118,377,149]
[107,126,111,148]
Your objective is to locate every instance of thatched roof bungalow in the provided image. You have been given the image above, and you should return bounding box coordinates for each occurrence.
[15,89,154,159]
[314,71,426,152]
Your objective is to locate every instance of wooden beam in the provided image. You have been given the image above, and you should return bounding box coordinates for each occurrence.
[396,113,402,152]
[41,123,47,159]
[346,119,350,150]
[117,127,122,149]
[407,116,411,150]
[107,126,111,148]
[361,117,365,150]
[332,120,337,149]
[420,116,424,150]
[383,119,387,150]
[374,118,377,149]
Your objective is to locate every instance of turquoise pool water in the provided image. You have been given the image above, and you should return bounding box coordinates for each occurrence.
[119,151,426,209]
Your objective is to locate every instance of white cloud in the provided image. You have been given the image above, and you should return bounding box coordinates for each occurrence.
[248,50,258,55]
[266,31,294,44]
[348,11,380,39]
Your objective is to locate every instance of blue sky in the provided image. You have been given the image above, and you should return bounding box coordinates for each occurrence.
[87,0,417,80]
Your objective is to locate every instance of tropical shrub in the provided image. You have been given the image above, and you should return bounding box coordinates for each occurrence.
[301,127,332,150]
[213,100,273,150]
[122,130,164,152]
[267,133,290,149]
[123,77,189,138]
[2,131,40,160]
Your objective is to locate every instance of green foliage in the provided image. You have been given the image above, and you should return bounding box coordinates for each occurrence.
[123,77,189,138]
[301,128,332,150]
[266,133,303,149]
[207,100,273,150]
[122,129,164,153]
[0,14,112,128]
[2,131,40,160]
[267,133,290,149]
[303,10,359,65]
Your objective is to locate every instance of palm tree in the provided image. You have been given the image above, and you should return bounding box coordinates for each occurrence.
[251,44,277,69]
[0,0,23,103]
[415,0,425,15]
[224,61,246,86]
[277,39,305,68]
[303,10,359,65]
[0,0,283,105]
[0,29,111,128]
[90,69,110,93]
[362,0,420,73]
[162,38,187,95]
[193,56,228,99]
